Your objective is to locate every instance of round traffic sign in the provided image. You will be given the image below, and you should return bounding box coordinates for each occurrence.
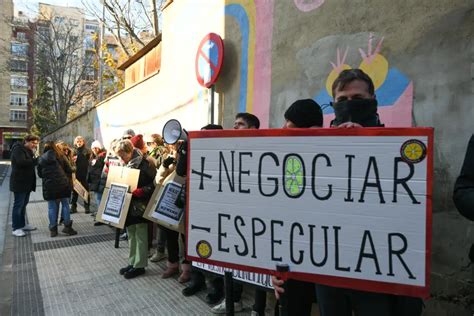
[195,33,224,88]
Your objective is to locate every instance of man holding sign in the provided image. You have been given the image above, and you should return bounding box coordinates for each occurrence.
[273,69,423,315]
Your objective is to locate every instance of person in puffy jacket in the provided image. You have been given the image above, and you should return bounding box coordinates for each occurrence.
[10,134,40,237]
[38,141,77,237]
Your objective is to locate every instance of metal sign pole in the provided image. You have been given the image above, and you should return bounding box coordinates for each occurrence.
[224,271,234,316]
[210,85,215,124]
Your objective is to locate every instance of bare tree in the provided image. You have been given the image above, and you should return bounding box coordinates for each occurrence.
[82,0,163,57]
[35,17,97,124]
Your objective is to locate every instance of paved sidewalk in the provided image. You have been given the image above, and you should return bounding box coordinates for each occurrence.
[0,163,271,315]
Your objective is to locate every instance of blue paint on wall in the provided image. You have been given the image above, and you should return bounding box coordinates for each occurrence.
[225,4,249,113]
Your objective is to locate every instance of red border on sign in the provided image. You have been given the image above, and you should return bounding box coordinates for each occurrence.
[195,33,224,88]
[185,127,433,299]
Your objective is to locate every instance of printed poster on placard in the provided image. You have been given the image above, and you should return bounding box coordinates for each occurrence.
[150,181,184,226]
[102,183,128,224]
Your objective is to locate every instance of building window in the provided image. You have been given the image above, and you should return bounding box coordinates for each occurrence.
[83,67,95,81]
[16,32,27,41]
[10,110,27,121]
[84,36,95,49]
[70,18,80,26]
[10,60,27,72]
[10,77,28,90]
[54,16,65,24]
[11,43,28,57]
[10,94,28,106]
[85,24,98,31]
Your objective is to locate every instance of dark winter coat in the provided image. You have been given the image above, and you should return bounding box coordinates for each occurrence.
[74,145,91,185]
[125,149,157,227]
[454,134,474,220]
[38,150,73,201]
[10,142,37,193]
[87,151,106,192]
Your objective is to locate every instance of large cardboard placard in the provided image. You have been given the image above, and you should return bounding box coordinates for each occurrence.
[143,172,186,233]
[96,166,139,229]
[186,128,433,298]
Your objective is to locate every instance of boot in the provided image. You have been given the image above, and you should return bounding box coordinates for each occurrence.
[70,204,77,214]
[161,261,179,279]
[62,221,78,236]
[178,263,191,283]
[84,205,90,214]
[50,226,58,237]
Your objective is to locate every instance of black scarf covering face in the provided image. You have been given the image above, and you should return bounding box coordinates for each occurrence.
[332,99,383,127]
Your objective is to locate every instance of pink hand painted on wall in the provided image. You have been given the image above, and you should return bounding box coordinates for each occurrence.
[294,0,325,12]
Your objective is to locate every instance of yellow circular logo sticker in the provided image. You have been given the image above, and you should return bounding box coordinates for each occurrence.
[196,240,212,259]
[284,154,305,198]
[401,139,426,164]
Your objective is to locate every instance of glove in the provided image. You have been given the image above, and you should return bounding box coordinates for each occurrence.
[163,156,175,168]
[132,188,145,198]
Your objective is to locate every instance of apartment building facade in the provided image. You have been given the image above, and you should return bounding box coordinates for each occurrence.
[0,2,34,158]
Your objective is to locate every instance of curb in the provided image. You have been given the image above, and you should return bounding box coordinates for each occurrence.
[0,165,13,315]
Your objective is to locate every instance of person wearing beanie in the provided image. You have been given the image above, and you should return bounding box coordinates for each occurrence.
[130,134,147,155]
[87,139,107,224]
[283,99,323,128]
[130,134,159,258]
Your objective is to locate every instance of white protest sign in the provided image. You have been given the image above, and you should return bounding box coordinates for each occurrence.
[186,128,433,298]
[192,262,273,289]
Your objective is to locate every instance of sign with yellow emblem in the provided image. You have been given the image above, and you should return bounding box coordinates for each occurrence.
[186,128,433,298]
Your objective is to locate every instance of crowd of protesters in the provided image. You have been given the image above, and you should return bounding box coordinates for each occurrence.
[8,69,473,315]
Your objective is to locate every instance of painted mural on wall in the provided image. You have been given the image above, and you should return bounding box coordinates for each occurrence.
[224,0,273,128]
[314,33,413,127]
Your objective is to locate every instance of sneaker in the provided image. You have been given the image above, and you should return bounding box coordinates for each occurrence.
[22,224,37,231]
[124,267,145,279]
[12,229,26,237]
[150,251,166,262]
[211,300,243,314]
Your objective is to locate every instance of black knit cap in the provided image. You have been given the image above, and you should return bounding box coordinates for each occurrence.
[284,99,323,128]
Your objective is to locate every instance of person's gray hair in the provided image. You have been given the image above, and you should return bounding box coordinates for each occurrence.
[115,139,134,154]
[74,136,85,143]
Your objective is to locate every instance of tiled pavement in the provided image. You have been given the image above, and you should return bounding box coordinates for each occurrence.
[0,164,275,315]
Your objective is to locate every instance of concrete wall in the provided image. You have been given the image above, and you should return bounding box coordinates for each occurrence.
[44,1,474,313]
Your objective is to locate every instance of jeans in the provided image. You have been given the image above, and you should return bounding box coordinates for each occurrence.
[12,192,30,230]
[156,226,167,253]
[127,223,148,268]
[95,191,103,212]
[48,198,71,229]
